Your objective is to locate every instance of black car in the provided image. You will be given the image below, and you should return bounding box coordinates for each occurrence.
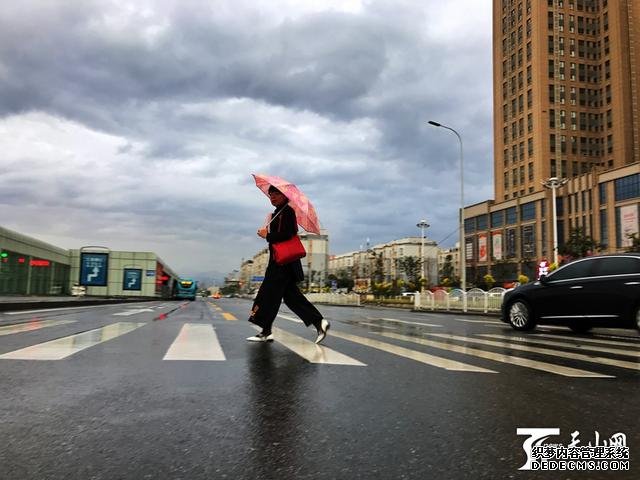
[501,253,640,333]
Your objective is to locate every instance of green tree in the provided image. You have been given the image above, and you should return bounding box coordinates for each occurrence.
[398,256,422,292]
[625,232,640,252]
[558,227,602,263]
[439,254,455,284]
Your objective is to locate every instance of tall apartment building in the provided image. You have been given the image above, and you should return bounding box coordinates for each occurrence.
[460,0,639,286]
[494,0,639,200]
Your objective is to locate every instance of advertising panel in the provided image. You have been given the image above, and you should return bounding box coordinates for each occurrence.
[123,268,142,291]
[80,253,108,286]
[478,234,488,262]
[492,232,503,260]
[620,204,638,247]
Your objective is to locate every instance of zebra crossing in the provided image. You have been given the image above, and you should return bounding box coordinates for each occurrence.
[0,314,638,377]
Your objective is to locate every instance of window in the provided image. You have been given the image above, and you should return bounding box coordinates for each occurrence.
[592,257,640,276]
[476,214,488,231]
[506,207,517,224]
[550,259,594,281]
[614,174,640,201]
[521,202,536,221]
[599,182,607,204]
[599,209,608,247]
[465,218,476,233]
[521,224,536,257]
[491,210,504,228]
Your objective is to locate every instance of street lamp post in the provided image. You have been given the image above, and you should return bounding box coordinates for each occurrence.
[542,176,568,265]
[416,219,430,290]
[428,120,466,310]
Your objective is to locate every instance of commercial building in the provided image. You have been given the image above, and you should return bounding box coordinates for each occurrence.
[0,226,181,297]
[463,0,640,283]
[328,237,440,288]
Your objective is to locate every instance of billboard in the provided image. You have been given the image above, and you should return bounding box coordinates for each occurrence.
[492,232,503,260]
[620,204,638,247]
[79,253,108,286]
[478,234,488,262]
[123,268,142,291]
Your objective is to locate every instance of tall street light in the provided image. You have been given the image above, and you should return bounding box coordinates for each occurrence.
[416,219,430,290]
[542,176,568,265]
[428,120,466,309]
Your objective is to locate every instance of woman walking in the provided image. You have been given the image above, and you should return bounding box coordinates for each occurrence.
[247,184,329,344]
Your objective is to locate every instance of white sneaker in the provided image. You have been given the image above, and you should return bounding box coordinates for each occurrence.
[315,319,330,345]
[246,332,274,342]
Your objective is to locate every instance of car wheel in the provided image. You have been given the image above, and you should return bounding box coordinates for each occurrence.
[569,321,592,333]
[507,299,536,331]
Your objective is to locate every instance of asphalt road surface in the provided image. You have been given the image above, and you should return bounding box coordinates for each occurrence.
[0,298,638,479]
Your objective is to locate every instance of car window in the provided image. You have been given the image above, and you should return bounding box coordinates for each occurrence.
[548,259,594,281]
[592,257,640,276]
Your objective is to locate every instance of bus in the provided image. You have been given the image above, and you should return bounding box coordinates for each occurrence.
[174,278,197,300]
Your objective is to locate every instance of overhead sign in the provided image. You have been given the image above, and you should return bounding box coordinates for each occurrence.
[146,270,156,277]
[123,268,142,291]
[80,253,108,286]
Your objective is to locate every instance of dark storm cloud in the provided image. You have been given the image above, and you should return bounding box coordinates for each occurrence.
[0,0,494,276]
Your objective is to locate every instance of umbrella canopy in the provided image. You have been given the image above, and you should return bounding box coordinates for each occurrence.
[252,173,321,234]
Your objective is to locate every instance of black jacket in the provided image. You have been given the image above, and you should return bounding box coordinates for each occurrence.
[266,204,304,282]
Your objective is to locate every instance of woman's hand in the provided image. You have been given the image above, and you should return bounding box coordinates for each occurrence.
[257,227,268,239]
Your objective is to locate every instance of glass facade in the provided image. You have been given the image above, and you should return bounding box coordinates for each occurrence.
[0,249,69,295]
[614,173,640,201]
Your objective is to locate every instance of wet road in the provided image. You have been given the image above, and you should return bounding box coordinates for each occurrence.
[0,298,638,479]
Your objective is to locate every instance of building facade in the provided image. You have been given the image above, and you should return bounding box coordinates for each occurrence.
[328,237,440,288]
[465,0,640,284]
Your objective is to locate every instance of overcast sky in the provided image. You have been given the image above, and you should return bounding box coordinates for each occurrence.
[0,0,494,283]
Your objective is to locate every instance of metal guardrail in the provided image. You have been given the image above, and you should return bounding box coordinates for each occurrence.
[305,293,361,306]
[415,287,508,313]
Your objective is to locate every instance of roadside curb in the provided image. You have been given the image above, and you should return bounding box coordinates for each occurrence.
[0,297,156,313]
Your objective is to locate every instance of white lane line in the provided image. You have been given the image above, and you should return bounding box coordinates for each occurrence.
[113,308,155,316]
[427,333,640,373]
[530,332,640,347]
[378,332,612,378]
[359,322,397,329]
[374,318,443,328]
[3,304,123,315]
[478,334,640,358]
[328,330,496,373]
[454,318,502,324]
[254,326,365,366]
[0,319,76,336]
[0,322,146,360]
[163,324,226,361]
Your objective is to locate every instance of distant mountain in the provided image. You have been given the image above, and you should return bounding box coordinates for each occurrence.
[184,271,227,288]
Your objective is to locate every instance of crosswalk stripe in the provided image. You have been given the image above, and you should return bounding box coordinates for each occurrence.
[163,324,226,361]
[222,313,237,321]
[256,326,365,366]
[377,332,612,378]
[0,319,76,336]
[479,333,640,358]
[328,330,497,373]
[427,333,640,372]
[373,318,443,328]
[0,322,146,360]
[518,332,640,348]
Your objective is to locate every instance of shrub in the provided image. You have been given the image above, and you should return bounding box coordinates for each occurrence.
[518,274,530,284]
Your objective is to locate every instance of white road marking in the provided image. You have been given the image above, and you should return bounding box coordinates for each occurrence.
[454,318,502,324]
[0,322,146,360]
[163,324,226,361]
[479,333,640,358]
[113,308,155,316]
[378,332,612,378]
[532,332,640,346]
[3,304,121,315]
[0,319,76,336]
[427,333,640,373]
[277,313,304,323]
[374,318,443,328]
[328,330,496,373]
[359,322,397,329]
[254,326,365,366]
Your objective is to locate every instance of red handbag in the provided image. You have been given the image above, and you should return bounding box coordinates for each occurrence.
[273,235,306,265]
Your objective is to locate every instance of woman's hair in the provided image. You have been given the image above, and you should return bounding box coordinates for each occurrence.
[268,185,284,196]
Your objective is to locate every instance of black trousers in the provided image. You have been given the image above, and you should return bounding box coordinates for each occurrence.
[249,262,323,333]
